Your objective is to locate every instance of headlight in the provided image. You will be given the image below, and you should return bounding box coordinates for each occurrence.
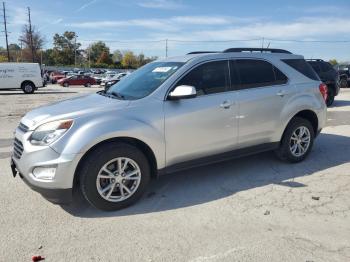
[30,119,73,146]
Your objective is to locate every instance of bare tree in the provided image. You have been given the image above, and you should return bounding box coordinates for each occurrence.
[18,25,45,62]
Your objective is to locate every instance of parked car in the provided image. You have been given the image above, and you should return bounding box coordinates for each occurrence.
[57,75,96,87]
[50,71,66,84]
[0,62,45,94]
[100,73,116,86]
[11,48,327,211]
[307,59,340,106]
[104,72,130,91]
[335,64,350,88]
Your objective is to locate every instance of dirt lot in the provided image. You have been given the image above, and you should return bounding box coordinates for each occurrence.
[1,85,350,261]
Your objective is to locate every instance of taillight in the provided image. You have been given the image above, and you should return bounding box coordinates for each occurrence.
[319,83,328,102]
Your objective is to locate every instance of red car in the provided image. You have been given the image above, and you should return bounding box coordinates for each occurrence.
[50,72,66,83]
[58,75,96,87]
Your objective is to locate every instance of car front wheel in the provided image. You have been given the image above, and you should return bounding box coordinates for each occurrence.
[63,82,69,87]
[275,117,314,163]
[79,143,151,211]
[326,88,335,107]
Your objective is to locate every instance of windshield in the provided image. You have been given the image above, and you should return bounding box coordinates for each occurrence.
[106,62,184,100]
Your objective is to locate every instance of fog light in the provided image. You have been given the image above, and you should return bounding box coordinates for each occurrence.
[33,166,56,180]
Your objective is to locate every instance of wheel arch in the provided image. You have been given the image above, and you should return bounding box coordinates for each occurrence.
[21,80,35,89]
[281,109,319,142]
[73,137,158,188]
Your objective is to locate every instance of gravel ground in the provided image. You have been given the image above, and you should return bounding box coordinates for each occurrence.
[1,85,350,262]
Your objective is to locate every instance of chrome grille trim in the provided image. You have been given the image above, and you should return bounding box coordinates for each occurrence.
[13,138,24,159]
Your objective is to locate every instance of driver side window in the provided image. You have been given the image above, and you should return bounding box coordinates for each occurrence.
[176,60,229,96]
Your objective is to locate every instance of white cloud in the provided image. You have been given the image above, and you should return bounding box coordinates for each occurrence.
[138,0,185,9]
[77,0,98,12]
[148,17,350,41]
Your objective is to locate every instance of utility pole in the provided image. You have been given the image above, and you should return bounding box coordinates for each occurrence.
[74,34,77,68]
[2,2,10,61]
[27,7,35,62]
[165,39,168,58]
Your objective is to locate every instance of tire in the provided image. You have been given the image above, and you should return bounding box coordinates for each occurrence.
[63,82,69,87]
[326,88,335,107]
[79,142,151,211]
[340,78,348,88]
[275,117,315,163]
[84,82,91,87]
[22,82,35,94]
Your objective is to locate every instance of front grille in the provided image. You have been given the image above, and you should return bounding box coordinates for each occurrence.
[18,122,29,133]
[13,138,24,159]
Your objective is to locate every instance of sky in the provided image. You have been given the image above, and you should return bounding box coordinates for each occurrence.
[2,0,350,61]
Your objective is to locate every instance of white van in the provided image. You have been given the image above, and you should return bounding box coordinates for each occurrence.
[0,63,44,94]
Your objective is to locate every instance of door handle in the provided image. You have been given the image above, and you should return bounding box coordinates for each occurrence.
[276,90,286,97]
[220,101,232,109]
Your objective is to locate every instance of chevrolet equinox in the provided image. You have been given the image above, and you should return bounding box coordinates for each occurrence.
[11,48,327,211]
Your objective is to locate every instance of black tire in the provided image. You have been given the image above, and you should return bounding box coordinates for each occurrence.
[79,142,151,211]
[84,82,91,87]
[340,78,348,88]
[326,88,335,107]
[63,82,69,87]
[22,82,35,94]
[275,117,315,163]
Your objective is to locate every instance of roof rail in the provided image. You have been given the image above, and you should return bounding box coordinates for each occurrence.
[306,59,324,62]
[187,51,219,55]
[223,48,292,54]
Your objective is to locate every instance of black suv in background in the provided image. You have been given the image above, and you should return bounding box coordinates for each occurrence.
[307,59,340,106]
[335,64,350,89]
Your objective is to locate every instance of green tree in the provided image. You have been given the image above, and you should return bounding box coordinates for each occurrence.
[328,59,338,66]
[87,41,111,64]
[52,31,81,65]
[97,51,112,64]
[121,51,138,68]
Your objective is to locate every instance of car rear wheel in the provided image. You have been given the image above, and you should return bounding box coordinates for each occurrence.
[275,117,314,163]
[22,82,35,94]
[79,142,151,211]
[63,82,69,87]
[84,82,91,87]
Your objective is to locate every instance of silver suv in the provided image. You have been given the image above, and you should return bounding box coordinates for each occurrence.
[11,48,327,211]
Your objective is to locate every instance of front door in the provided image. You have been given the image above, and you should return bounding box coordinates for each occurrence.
[164,60,238,167]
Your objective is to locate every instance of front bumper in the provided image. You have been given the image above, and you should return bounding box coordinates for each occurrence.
[11,159,72,204]
[11,127,82,204]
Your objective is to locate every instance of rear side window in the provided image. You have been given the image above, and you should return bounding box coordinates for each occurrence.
[320,62,333,72]
[177,60,229,96]
[308,62,321,73]
[282,59,320,81]
[232,59,288,89]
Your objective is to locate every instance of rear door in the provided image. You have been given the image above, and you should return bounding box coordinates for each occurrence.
[232,59,290,147]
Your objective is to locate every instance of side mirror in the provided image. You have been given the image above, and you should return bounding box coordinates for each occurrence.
[168,85,197,100]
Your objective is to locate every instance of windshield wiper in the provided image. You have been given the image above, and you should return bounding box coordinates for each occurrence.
[110,91,125,100]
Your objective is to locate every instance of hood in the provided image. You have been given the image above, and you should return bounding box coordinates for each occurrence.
[21,93,130,130]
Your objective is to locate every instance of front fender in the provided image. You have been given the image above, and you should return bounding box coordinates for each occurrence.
[51,114,166,170]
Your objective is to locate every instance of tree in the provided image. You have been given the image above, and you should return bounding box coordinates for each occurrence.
[18,25,45,62]
[121,51,138,68]
[112,50,123,63]
[329,59,338,66]
[87,41,111,64]
[97,51,112,64]
[52,31,81,65]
